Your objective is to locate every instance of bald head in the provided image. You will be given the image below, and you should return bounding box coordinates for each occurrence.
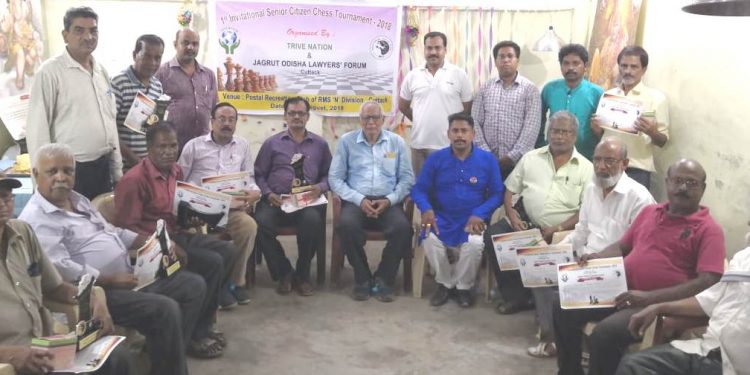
[667,159,706,182]
[174,28,199,65]
[596,136,628,159]
[665,158,707,215]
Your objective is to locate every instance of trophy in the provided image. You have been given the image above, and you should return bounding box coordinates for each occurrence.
[290,153,313,194]
[75,274,102,350]
[156,219,181,277]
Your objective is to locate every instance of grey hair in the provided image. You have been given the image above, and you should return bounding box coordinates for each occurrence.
[33,143,75,168]
[359,101,385,118]
[549,111,579,132]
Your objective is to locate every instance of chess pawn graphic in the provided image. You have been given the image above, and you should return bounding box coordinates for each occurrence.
[233,64,243,92]
[240,68,247,92]
[224,57,235,91]
[251,74,260,92]
[243,71,253,92]
[262,75,271,91]
[270,75,278,89]
[216,68,225,91]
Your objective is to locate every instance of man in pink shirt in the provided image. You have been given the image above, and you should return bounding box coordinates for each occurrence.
[553,158,725,375]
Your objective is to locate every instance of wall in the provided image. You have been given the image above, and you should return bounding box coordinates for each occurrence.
[640,0,750,256]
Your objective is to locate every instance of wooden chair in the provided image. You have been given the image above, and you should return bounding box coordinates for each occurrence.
[330,194,414,292]
[246,202,327,287]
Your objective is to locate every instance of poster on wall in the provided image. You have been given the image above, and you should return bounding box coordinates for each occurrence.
[210,1,400,116]
[587,0,642,90]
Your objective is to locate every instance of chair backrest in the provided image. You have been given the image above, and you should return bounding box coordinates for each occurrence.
[91,192,116,223]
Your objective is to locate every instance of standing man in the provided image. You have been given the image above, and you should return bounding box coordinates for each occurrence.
[253,97,330,296]
[484,111,593,315]
[591,46,669,188]
[473,40,542,179]
[26,6,122,199]
[329,101,414,302]
[399,31,473,175]
[156,28,217,150]
[411,112,503,308]
[112,34,165,172]
[179,102,259,304]
[536,44,604,161]
[554,159,725,375]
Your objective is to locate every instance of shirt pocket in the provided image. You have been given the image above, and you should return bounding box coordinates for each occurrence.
[556,181,584,209]
[381,157,397,177]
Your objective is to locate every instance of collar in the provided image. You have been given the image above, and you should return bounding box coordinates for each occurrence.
[167,57,205,72]
[541,145,583,165]
[494,72,520,86]
[124,66,158,89]
[204,132,237,146]
[656,202,710,223]
[29,189,90,215]
[144,157,180,181]
[610,172,634,195]
[355,129,387,145]
[615,81,647,96]
[62,48,100,73]
[281,129,311,142]
[420,62,448,72]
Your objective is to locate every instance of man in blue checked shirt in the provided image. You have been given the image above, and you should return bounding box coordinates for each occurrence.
[329,101,414,303]
[412,112,503,308]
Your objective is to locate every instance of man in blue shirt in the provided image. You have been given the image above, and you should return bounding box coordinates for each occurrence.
[329,101,415,302]
[536,44,604,160]
[412,113,503,307]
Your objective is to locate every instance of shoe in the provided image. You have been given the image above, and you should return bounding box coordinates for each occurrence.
[276,273,293,295]
[430,284,451,306]
[350,282,371,301]
[527,342,557,358]
[495,299,532,315]
[294,279,314,297]
[187,338,223,359]
[230,285,251,305]
[218,288,238,310]
[371,278,395,303]
[456,289,474,308]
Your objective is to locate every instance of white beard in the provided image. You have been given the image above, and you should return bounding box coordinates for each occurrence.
[594,170,622,189]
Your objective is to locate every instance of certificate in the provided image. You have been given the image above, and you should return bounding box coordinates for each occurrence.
[280,191,328,213]
[132,219,178,290]
[201,171,252,195]
[491,228,545,271]
[517,244,575,288]
[123,91,156,134]
[595,93,643,134]
[557,257,628,309]
[173,181,232,229]
[0,93,30,140]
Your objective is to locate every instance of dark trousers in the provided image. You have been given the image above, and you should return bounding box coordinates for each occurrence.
[254,198,325,281]
[75,155,112,200]
[616,344,722,375]
[553,294,641,375]
[106,271,205,375]
[625,167,651,190]
[173,232,233,340]
[93,344,132,375]
[337,201,412,286]
[483,219,532,305]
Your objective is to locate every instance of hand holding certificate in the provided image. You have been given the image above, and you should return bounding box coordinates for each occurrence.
[517,244,575,287]
[491,228,545,271]
[557,257,628,309]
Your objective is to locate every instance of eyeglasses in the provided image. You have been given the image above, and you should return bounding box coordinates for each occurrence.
[549,128,574,136]
[360,115,383,122]
[667,177,703,189]
[286,111,308,118]
[593,157,623,167]
[0,194,15,205]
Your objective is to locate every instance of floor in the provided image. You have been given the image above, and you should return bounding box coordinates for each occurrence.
[186,234,557,375]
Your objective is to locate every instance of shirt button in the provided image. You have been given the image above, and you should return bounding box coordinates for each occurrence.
[15,281,20,286]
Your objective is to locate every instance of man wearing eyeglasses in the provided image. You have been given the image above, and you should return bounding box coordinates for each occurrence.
[329,101,414,302]
[483,111,593,316]
[253,97,331,296]
[553,158,726,375]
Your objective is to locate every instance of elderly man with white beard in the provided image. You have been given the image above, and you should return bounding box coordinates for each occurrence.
[527,136,655,358]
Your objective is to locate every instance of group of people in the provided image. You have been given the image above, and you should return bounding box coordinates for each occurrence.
[0,5,745,375]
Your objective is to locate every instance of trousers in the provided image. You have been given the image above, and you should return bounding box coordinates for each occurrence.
[423,233,483,290]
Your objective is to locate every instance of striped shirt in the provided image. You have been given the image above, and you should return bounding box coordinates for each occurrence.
[472,73,542,162]
[111,66,164,169]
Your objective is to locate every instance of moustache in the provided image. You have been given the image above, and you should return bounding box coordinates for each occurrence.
[221,126,233,131]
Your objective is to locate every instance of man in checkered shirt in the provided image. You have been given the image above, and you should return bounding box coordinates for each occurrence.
[472,40,541,179]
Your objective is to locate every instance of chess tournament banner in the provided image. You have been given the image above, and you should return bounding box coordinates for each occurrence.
[210,1,400,116]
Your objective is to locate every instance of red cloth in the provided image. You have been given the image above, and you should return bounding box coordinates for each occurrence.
[621,203,725,291]
[114,157,181,236]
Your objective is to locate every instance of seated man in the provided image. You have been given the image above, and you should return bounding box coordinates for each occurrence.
[411,112,502,308]
[554,158,726,375]
[483,111,594,317]
[527,137,654,358]
[19,143,207,373]
[0,174,130,375]
[253,96,331,296]
[179,102,259,305]
[114,122,235,358]
[329,101,414,302]
[617,245,750,375]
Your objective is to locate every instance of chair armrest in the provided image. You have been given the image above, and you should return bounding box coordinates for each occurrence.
[331,193,342,226]
[652,314,710,346]
[0,363,16,375]
[403,196,414,221]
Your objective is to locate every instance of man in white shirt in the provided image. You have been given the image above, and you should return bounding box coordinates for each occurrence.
[618,245,750,375]
[26,6,122,199]
[591,46,669,189]
[179,102,259,307]
[398,31,473,175]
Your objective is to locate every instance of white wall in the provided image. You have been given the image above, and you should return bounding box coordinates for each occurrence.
[641,0,750,257]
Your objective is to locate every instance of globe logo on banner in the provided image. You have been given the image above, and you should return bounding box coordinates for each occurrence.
[370,36,392,60]
[219,28,240,54]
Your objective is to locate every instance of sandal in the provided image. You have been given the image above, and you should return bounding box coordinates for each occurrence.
[527,342,557,358]
[208,329,227,348]
[187,338,223,359]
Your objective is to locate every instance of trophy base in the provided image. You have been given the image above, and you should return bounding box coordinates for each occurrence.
[291,185,314,194]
